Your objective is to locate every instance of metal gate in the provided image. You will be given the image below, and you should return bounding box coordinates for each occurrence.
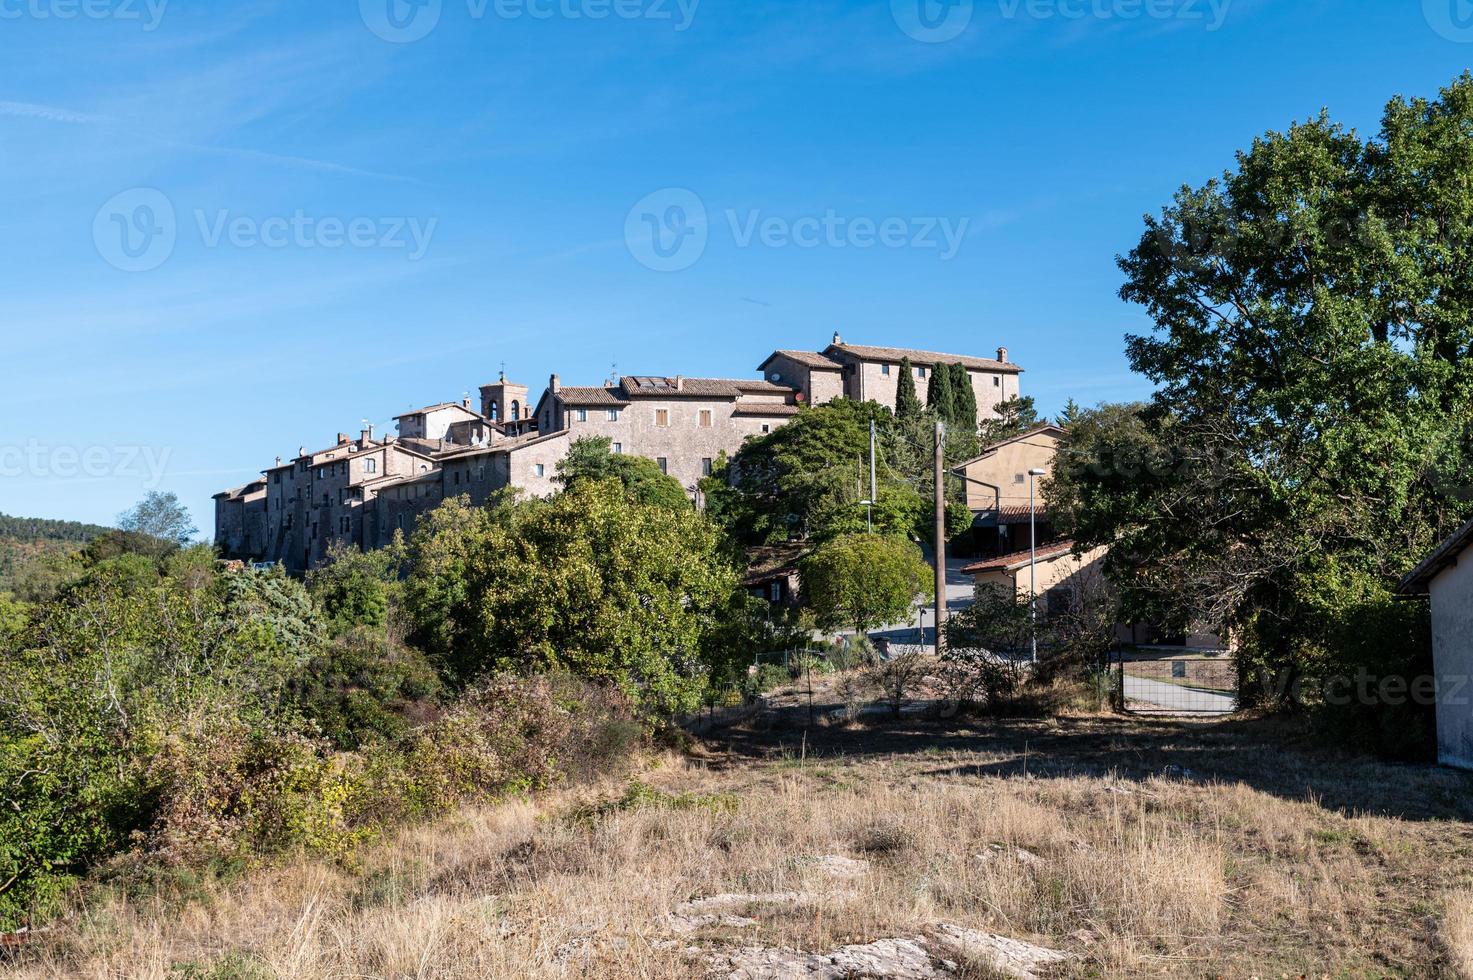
[1114,649,1238,715]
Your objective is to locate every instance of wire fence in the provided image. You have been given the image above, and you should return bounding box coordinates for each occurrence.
[1113,649,1238,715]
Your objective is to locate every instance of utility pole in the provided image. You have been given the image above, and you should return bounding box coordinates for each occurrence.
[868,419,877,533]
[934,419,947,653]
[1028,467,1046,665]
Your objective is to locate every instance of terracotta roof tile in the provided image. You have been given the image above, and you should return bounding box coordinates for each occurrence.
[961,539,1076,575]
[761,350,845,370]
[734,401,802,417]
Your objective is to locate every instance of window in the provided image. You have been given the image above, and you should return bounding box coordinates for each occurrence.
[474,466,484,481]
[321,494,329,508]
[607,408,619,421]
[702,458,713,477]
[272,472,280,484]
[657,458,668,474]
[511,400,521,421]
[655,409,670,427]
[316,469,324,481]
[994,377,1001,387]
[340,516,350,534]
[453,471,461,486]
[576,409,588,422]
[534,463,546,478]
[762,424,771,434]
[918,366,926,378]
[770,582,782,602]
[612,442,623,455]
[769,372,783,383]
[364,458,377,474]
[699,410,712,428]
[881,363,891,375]
[1014,473,1026,484]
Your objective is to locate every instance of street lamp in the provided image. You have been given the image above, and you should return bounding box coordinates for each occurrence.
[1028,468,1047,665]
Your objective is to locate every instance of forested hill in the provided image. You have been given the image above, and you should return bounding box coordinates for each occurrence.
[0,512,113,594]
[0,512,112,544]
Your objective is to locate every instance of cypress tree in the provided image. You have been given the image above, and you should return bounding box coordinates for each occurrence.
[927,364,954,423]
[895,358,922,419]
[950,363,977,428]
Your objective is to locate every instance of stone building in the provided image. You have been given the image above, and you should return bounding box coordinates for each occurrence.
[758,334,1023,416]
[216,337,1026,571]
[531,374,801,495]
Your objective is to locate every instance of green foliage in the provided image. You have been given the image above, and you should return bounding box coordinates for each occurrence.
[926,362,955,424]
[895,357,923,419]
[706,399,933,545]
[800,533,933,637]
[0,540,645,929]
[0,512,109,597]
[403,482,742,717]
[306,542,403,635]
[1057,73,1473,755]
[296,628,442,749]
[556,436,691,511]
[978,395,1041,447]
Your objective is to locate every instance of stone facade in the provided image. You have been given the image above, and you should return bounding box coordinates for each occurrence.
[216,337,1025,571]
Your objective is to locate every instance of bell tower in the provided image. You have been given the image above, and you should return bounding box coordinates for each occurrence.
[479,370,529,424]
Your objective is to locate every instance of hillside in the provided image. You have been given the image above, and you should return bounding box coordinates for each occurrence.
[0,513,112,593]
[13,677,1473,979]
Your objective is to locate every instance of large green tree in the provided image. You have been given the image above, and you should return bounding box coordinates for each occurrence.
[403,481,741,716]
[800,533,933,638]
[1056,74,1473,710]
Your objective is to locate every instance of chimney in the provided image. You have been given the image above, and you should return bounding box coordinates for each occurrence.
[550,373,561,393]
[462,397,472,410]
[337,432,351,446]
[832,331,844,346]
[996,346,1009,364]
[675,375,685,391]
[275,456,282,467]
[360,423,374,446]
[298,446,306,458]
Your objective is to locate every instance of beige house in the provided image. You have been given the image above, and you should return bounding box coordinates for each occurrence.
[955,424,1065,559]
[1399,518,1473,771]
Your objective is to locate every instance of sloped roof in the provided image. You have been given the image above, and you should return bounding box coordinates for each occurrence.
[557,386,628,407]
[394,402,481,421]
[1399,516,1473,595]
[961,539,1077,575]
[957,424,1067,469]
[759,350,845,371]
[733,401,802,418]
[826,343,1023,374]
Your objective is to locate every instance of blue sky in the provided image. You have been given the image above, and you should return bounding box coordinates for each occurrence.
[2,0,1471,531]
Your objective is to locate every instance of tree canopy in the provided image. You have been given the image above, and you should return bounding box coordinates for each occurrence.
[556,436,691,511]
[800,533,933,638]
[1052,73,1473,714]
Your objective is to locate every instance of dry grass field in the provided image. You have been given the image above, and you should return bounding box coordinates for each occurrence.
[9,680,1473,979]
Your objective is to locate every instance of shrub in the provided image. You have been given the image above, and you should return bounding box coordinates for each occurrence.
[296,628,442,750]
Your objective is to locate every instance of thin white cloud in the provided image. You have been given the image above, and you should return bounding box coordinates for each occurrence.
[0,97,419,184]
